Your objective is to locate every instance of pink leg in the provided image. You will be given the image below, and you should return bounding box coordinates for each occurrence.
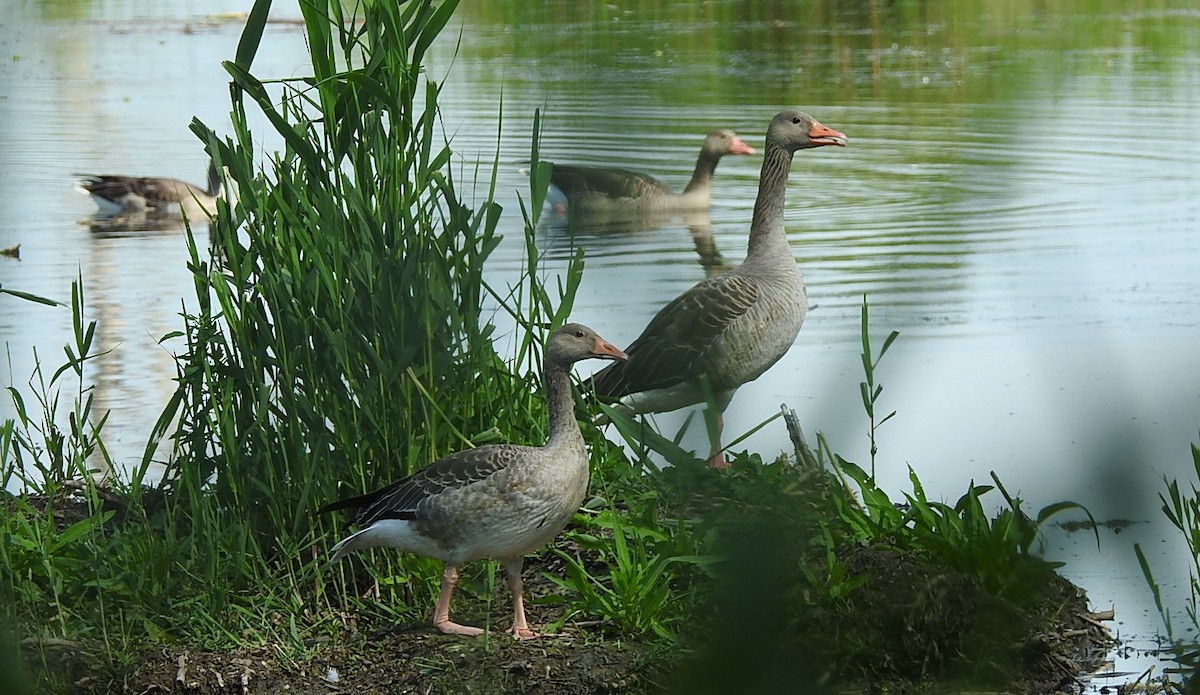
[502,557,542,640]
[707,412,729,469]
[432,565,484,637]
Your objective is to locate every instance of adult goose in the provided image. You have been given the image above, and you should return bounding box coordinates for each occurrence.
[320,324,626,639]
[549,129,754,215]
[75,160,223,220]
[586,111,847,468]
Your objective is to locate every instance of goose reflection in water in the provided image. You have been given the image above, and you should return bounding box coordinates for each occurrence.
[540,206,731,278]
[79,212,204,237]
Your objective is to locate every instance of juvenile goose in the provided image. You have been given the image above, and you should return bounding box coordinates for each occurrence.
[586,111,847,468]
[75,160,222,220]
[320,324,626,639]
[549,129,754,215]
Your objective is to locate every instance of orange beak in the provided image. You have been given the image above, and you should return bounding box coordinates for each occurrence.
[808,120,848,147]
[729,137,756,156]
[592,337,628,361]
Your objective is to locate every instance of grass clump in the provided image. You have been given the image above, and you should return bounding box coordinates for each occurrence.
[1137,442,1200,688]
[161,0,592,649]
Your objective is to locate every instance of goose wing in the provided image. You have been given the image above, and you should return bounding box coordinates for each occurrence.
[77,174,205,205]
[319,444,523,526]
[588,272,760,397]
[549,164,675,201]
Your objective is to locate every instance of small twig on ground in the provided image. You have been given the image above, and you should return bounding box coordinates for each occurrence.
[780,403,819,469]
[1050,652,1083,686]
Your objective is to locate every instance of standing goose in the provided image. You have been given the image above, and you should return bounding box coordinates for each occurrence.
[75,160,223,220]
[549,129,754,215]
[586,111,847,468]
[320,324,626,640]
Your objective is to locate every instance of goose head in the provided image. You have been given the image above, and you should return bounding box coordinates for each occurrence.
[548,323,628,366]
[768,111,848,152]
[702,129,756,158]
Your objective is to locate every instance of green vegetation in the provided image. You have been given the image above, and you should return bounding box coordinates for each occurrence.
[2,1,1193,693]
[1137,443,1200,686]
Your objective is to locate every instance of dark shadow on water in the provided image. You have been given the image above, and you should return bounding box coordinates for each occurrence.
[78,214,206,238]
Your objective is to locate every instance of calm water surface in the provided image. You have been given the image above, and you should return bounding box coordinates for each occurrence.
[1,0,1198,683]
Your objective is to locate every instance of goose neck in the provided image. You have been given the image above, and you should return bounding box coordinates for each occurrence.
[745,143,795,260]
[543,359,582,446]
[682,149,721,195]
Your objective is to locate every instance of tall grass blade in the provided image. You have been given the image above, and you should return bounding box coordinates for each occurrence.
[235,0,272,69]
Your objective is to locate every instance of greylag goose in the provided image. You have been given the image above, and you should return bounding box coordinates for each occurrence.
[75,160,222,220]
[320,324,627,639]
[549,129,754,215]
[586,111,847,468]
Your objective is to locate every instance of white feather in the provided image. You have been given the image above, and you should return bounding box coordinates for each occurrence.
[328,519,443,563]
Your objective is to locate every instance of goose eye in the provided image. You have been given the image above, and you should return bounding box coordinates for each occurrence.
[574,329,585,338]
[792,117,802,124]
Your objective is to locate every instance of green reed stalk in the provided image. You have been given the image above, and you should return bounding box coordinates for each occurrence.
[1136,441,1200,657]
[169,0,490,536]
[858,295,898,480]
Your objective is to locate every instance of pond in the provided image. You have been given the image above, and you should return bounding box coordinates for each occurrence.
[1,0,1198,686]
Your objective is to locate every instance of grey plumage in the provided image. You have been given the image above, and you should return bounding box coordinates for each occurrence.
[586,111,848,467]
[320,323,626,639]
[549,129,754,215]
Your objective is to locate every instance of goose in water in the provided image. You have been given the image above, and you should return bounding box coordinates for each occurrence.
[549,129,754,216]
[586,111,847,468]
[75,160,223,220]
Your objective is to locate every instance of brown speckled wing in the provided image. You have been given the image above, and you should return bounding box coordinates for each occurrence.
[588,273,760,397]
[321,445,522,527]
[130,177,195,204]
[78,175,200,205]
[549,164,674,201]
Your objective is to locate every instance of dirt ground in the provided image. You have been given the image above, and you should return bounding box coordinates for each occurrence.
[123,629,646,695]
[107,557,1114,695]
